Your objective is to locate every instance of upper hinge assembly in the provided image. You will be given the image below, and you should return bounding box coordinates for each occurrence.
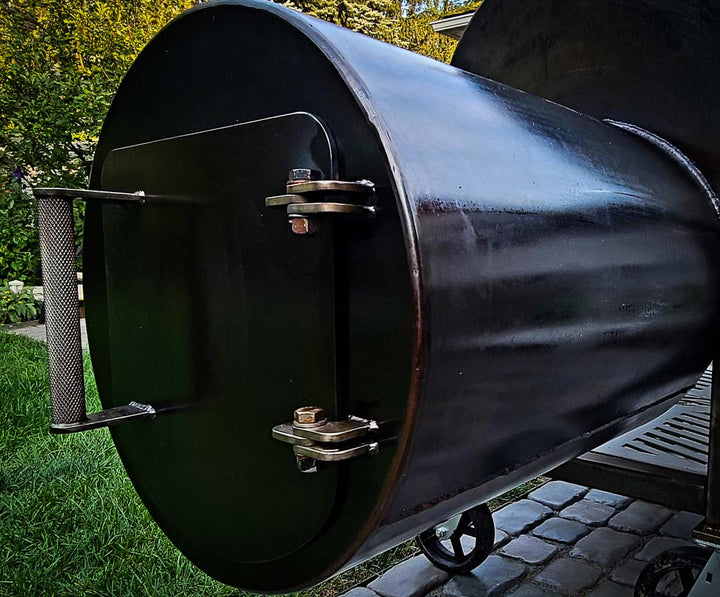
[272,406,380,473]
[265,168,376,235]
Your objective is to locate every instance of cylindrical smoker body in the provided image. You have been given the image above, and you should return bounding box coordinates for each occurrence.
[80,0,720,590]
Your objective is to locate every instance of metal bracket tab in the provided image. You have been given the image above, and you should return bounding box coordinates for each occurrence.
[34,187,146,204]
[287,202,376,217]
[51,401,156,434]
[688,550,720,597]
[293,441,379,462]
[285,179,375,195]
[291,415,379,443]
[265,169,376,234]
[272,407,380,472]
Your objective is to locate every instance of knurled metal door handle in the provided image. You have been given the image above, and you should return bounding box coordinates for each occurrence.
[34,188,155,433]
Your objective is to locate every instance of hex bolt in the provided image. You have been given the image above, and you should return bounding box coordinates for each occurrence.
[290,216,320,235]
[293,406,327,427]
[435,526,450,540]
[288,168,321,182]
[296,455,320,474]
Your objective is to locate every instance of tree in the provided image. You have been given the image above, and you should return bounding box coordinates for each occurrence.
[0,0,196,284]
[0,0,480,284]
[285,0,400,40]
[281,0,483,62]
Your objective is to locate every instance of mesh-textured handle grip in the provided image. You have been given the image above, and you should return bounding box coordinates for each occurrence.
[37,196,86,426]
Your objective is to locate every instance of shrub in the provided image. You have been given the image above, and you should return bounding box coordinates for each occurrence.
[0,285,39,324]
[0,178,41,286]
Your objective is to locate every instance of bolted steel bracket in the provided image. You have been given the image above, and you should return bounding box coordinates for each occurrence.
[433,513,462,540]
[265,168,376,235]
[272,406,380,473]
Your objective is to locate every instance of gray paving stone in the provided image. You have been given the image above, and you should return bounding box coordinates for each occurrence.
[660,511,704,539]
[534,558,602,594]
[440,556,526,597]
[528,481,587,510]
[507,584,558,596]
[3,319,89,349]
[610,558,647,586]
[584,489,632,509]
[501,536,560,565]
[608,501,672,535]
[368,556,449,597]
[532,517,590,544]
[493,500,553,536]
[570,527,641,567]
[587,581,634,597]
[560,500,616,526]
[634,536,694,562]
[339,589,379,597]
[495,528,511,548]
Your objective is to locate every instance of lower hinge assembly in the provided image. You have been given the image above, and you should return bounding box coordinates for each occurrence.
[272,406,380,473]
[265,168,376,235]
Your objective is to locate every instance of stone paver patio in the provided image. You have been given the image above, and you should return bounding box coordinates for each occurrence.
[342,481,703,597]
[2,319,88,349]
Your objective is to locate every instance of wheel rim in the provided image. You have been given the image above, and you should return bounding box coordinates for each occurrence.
[417,504,494,573]
[635,546,711,597]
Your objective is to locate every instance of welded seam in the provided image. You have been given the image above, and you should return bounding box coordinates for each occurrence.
[604,118,720,218]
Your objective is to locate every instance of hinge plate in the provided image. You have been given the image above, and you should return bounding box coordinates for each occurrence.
[272,410,380,470]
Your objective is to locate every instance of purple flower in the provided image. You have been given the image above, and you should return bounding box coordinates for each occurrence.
[11,168,22,180]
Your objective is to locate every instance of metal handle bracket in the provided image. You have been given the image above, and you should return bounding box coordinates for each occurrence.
[33,187,154,433]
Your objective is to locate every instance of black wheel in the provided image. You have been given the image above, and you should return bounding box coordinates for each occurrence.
[635,546,711,597]
[416,504,494,574]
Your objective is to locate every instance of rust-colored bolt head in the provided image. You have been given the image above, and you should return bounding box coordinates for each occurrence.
[288,168,321,182]
[294,406,326,425]
[290,217,320,235]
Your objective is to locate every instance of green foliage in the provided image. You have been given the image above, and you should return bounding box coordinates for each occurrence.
[0,0,196,283]
[0,0,480,284]
[0,285,38,323]
[0,178,39,284]
[285,0,400,40]
[391,0,483,62]
[281,0,483,62]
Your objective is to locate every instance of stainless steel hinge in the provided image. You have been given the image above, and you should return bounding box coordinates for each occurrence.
[265,168,376,235]
[272,406,380,473]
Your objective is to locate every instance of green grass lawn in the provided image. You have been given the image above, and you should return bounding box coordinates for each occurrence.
[0,331,543,596]
[0,331,420,596]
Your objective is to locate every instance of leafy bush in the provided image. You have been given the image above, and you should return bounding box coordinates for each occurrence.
[0,177,41,285]
[1,0,196,285]
[0,285,39,324]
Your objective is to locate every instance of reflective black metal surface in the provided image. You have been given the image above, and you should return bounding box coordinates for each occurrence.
[83,0,720,591]
[452,0,720,196]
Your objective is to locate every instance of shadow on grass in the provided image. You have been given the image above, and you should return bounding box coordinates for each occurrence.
[0,332,421,596]
[0,331,544,596]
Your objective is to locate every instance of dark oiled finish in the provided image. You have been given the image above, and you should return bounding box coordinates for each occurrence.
[83,0,720,591]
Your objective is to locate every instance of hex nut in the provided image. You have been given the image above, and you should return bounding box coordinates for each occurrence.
[294,406,327,426]
[296,455,320,474]
[290,217,320,235]
[288,168,321,182]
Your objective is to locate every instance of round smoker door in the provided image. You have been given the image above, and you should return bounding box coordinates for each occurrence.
[95,113,342,574]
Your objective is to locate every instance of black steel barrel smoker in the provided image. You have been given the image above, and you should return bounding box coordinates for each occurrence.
[32,0,720,594]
